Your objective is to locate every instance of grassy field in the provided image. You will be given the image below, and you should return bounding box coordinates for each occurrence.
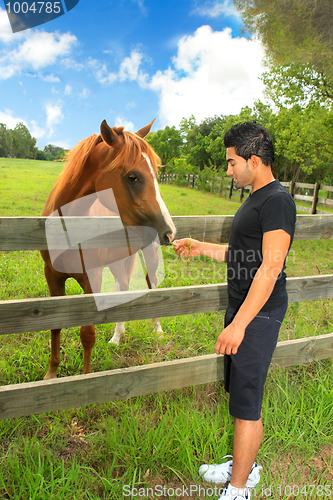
[0,158,332,499]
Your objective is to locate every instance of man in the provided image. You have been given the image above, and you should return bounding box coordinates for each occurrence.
[173,122,296,500]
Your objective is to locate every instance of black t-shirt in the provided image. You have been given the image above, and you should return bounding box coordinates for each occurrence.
[227,180,296,311]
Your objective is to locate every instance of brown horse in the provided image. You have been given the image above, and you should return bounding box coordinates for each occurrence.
[41,119,176,379]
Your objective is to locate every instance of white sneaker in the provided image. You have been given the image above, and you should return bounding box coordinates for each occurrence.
[218,483,251,500]
[199,455,262,488]
[199,455,233,484]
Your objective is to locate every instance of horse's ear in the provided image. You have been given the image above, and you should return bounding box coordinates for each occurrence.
[100,120,123,148]
[135,119,156,138]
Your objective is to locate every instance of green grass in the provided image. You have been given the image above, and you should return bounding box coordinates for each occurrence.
[0,159,332,499]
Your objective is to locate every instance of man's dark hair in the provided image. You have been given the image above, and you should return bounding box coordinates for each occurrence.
[224,121,275,167]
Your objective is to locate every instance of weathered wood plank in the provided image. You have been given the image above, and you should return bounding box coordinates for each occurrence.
[0,217,147,251]
[293,214,333,239]
[295,182,316,190]
[0,214,333,250]
[0,275,332,336]
[0,354,224,420]
[322,185,333,193]
[296,205,313,214]
[172,215,233,243]
[318,197,333,207]
[294,194,314,202]
[0,283,229,336]
[0,332,332,420]
[271,332,333,367]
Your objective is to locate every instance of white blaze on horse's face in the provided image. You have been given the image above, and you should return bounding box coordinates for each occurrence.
[142,152,176,242]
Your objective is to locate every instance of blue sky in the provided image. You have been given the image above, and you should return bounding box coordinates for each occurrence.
[0,0,266,149]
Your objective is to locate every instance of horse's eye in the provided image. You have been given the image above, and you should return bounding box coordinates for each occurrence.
[128,175,139,183]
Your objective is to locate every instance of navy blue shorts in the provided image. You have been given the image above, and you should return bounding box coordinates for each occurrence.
[223,302,288,421]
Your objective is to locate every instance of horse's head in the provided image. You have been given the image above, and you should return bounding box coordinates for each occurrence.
[93,119,176,246]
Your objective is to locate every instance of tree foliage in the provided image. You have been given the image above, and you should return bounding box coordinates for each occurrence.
[234,0,333,109]
[234,0,333,78]
[262,63,333,108]
[0,123,66,160]
[145,126,183,165]
[150,101,333,184]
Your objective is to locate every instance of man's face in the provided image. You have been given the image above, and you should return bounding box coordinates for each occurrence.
[226,147,253,190]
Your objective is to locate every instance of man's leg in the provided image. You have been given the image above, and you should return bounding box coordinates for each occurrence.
[229,417,263,488]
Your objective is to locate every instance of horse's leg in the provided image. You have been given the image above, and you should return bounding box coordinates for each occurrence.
[147,279,164,336]
[143,245,164,337]
[110,279,126,345]
[108,257,134,345]
[44,265,66,380]
[75,270,102,374]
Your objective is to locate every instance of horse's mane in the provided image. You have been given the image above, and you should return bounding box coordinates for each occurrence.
[46,128,161,211]
[106,128,161,175]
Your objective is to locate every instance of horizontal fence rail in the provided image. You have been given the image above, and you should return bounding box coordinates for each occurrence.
[0,275,333,336]
[0,214,333,420]
[0,214,333,250]
[0,332,332,420]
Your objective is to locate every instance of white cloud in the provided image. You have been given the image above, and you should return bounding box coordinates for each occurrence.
[78,88,90,98]
[141,26,265,126]
[90,49,146,86]
[0,109,26,128]
[0,8,25,43]
[114,116,135,132]
[126,100,137,109]
[30,120,46,139]
[191,0,239,19]
[0,12,77,79]
[119,50,143,81]
[11,31,77,69]
[62,57,85,71]
[0,110,47,140]
[45,102,64,136]
[135,0,147,15]
[39,73,61,83]
[50,139,72,149]
[64,84,72,95]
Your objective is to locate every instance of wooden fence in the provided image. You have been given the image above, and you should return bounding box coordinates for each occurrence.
[160,174,333,214]
[0,214,333,420]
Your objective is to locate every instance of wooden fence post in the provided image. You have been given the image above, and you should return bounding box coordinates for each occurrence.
[229,179,233,199]
[219,179,223,197]
[290,180,295,197]
[311,182,320,214]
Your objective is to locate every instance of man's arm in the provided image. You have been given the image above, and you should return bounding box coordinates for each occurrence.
[215,229,291,356]
[173,238,228,262]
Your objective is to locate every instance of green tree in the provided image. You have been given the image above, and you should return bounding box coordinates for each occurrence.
[235,0,333,110]
[146,126,183,165]
[35,149,48,160]
[269,103,333,182]
[179,115,197,155]
[262,63,333,108]
[0,123,12,157]
[234,0,333,79]
[43,144,66,160]
[10,123,37,158]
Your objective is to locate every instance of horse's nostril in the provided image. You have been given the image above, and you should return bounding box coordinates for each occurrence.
[164,232,173,245]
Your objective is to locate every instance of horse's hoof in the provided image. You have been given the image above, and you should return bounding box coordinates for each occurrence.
[44,372,57,380]
[109,337,120,345]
